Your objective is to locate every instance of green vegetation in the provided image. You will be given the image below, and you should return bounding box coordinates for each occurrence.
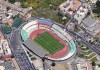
[34,32,64,54]
[22,0,69,25]
[31,57,37,60]
[55,12,70,25]
[27,51,30,54]
[91,57,97,62]
[92,1,100,17]
[94,35,100,42]
[81,47,89,50]
[96,1,100,7]
[29,53,32,57]
[74,25,80,32]
[82,51,91,55]
[85,53,95,59]
[78,42,98,62]
[78,53,84,57]
[8,0,16,4]
[92,61,96,66]
[27,51,32,57]
[8,0,26,4]
[51,62,56,66]
[6,6,11,11]
[8,0,70,25]
[1,24,12,34]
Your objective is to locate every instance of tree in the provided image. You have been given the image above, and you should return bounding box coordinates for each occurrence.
[92,8,100,14]
[8,0,16,4]
[51,62,56,67]
[6,6,11,11]
[42,57,45,62]
[78,53,84,57]
[31,57,37,60]
[96,1,100,8]
[98,64,100,67]
[92,61,95,66]
[93,1,100,14]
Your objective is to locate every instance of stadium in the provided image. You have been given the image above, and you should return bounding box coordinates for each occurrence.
[21,18,76,61]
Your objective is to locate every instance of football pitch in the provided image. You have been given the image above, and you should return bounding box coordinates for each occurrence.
[34,32,64,54]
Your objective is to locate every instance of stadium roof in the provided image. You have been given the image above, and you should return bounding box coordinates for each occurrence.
[24,39,48,57]
[38,19,53,26]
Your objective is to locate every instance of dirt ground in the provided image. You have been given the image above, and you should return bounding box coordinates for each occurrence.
[53,63,69,70]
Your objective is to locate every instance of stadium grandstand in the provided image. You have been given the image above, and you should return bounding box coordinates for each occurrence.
[21,18,76,61]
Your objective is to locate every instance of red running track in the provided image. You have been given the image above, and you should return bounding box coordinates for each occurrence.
[29,29,70,59]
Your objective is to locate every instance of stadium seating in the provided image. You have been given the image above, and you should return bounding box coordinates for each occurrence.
[63,32,72,41]
[23,20,38,30]
[21,21,38,41]
[38,19,53,26]
[51,24,73,41]
[38,24,50,30]
[21,19,76,61]
[26,25,37,33]
[68,40,76,53]
[21,29,28,41]
[21,19,52,41]
[51,27,69,43]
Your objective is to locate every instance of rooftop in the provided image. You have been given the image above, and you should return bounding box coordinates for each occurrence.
[82,16,96,27]
[0,32,4,41]
[59,0,81,15]
[74,3,89,24]
[0,66,4,70]
[82,16,100,35]
[75,58,92,70]
[71,0,81,11]
[0,32,12,58]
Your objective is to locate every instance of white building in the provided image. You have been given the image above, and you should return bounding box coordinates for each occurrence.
[88,0,97,3]
[59,0,81,16]
[82,16,100,35]
[74,3,89,24]
[1,40,12,56]
[0,32,12,57]
[75,58,92,70]
[33,58,44,70]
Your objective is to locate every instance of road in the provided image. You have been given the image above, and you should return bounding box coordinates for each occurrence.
[66,28,100,55]
[65,1,83,27]
[10,30,35,70]
[64,1,100,55]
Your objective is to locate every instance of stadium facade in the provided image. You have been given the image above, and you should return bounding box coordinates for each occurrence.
[21,18,76,61]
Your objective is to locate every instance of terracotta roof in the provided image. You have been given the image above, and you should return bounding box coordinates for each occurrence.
[97,18,100,21]
[7,19,13,27]
[71,0,81,11]
[0,34,4,41]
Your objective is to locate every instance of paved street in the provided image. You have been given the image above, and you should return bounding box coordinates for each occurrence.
[66,28,100,55]
[10,30,35,70]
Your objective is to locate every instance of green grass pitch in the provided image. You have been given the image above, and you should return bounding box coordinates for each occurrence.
[33,32,64,54]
